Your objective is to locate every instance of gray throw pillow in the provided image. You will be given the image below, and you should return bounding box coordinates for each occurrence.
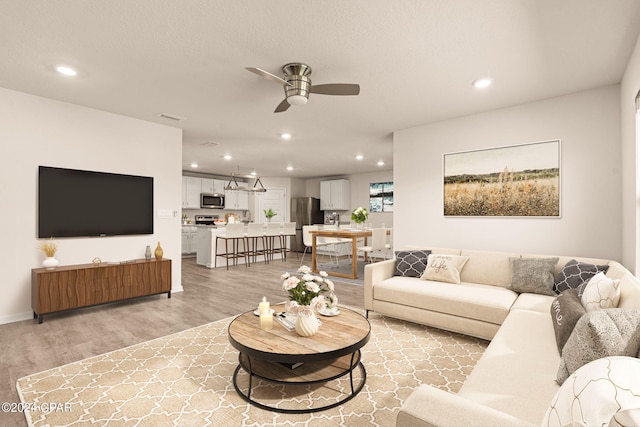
[394,250,431,277]
[553,259,610,294]
[557,308,640,384]
[508,257,559,296]
[550,289,586,354]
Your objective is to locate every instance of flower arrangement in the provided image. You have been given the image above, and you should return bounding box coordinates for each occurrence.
[351,206,369,224]
[38,237,57,257]
[281,266,337,316]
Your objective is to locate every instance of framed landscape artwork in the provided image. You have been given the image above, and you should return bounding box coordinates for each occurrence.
[443,140,560,217]
[370,182,394,212]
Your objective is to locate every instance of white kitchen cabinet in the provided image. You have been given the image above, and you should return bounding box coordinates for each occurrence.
[201,178,214,194]
[224,189,249,210]
[181,226,198,255]
[320,179,350,210]
[182,176,202,209]
[213,179,227,194]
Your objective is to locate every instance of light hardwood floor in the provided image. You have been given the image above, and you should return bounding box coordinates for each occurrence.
[0,255,364,427]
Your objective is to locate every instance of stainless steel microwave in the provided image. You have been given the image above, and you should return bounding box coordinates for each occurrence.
[200,193,225,209]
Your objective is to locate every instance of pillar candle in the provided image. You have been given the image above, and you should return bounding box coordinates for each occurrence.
[259,296,270,315]
[260,312,273,330]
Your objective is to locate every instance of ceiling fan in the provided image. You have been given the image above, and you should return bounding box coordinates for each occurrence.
[245,63,360,113]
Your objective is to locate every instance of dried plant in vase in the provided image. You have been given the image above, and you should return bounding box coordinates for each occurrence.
[38,237,57,257]
[38,237,59,269]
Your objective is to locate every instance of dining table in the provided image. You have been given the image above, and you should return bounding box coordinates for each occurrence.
[309,228,388,279]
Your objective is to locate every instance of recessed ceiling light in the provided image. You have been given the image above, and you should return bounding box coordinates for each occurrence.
[281,133,292,140]
[190,162,198,168]
[223,154,232,160]
[472,78,492,89]
[286,166,293,171]
[355,154,364,160]
[250,170,257,176]
[55,65,77,77]
[377,161,385,166]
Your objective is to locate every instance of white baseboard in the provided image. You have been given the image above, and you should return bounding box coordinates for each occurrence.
[0,311,33,325]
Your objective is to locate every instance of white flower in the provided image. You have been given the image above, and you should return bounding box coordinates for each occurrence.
[311,295,326,312]
[298,265,311,274]
[302,273,315,282]
[281,272,290,280]
[314,275,324,283]
[325,279,334,291]
[319,271,328,277]
[306,282,320,293]
[282,276,300,291]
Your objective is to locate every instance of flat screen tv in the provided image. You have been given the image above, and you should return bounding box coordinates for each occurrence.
[38,166,154,238]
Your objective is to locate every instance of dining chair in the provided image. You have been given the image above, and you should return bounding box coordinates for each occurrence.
[357,227,389,263]
[245,223,268,265]
[215,223,249,270]
[301,225,337,266]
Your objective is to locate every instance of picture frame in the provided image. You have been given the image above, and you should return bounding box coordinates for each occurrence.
[369,181,394,212]
[443,140,560,217]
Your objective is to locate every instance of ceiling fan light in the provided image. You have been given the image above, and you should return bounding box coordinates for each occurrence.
[287,94,308,106]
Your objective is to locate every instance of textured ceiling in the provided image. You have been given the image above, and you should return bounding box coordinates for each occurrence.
[1,1,639,178]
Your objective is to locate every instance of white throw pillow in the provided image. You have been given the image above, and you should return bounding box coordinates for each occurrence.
[421,254,469,284]
[544,357,640,427]
[580,272,621,312]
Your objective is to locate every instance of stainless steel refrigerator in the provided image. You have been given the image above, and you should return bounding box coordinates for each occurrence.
[291,197,323,252]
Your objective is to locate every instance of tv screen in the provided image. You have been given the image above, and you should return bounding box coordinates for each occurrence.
[38,166,154,238]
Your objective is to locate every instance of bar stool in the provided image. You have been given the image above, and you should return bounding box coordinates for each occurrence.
[281,222,297,260]
[215,223,249,270]
[264,222,284,262]
[245,223,268,265]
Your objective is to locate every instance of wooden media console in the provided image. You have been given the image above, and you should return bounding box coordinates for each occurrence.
[31,258,171,323]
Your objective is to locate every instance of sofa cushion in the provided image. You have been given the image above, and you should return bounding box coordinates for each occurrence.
[511,293,556,313]
[550,289,586,354]
[421,254,469,284]
[553,259,610,294]
[508,257,559,296]
[458,309,561,424]
[394,250,431,277]
[545,357,640,427]
[556,308,640,384]
[580,272,621,312]
[373,276,517,325]
[460,250,514,288]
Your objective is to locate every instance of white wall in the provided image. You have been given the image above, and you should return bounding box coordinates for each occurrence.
[0,88,183,324]
[394,85,622,260]
[621,34,640,273]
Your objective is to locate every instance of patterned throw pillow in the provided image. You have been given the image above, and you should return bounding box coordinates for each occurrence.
[550,289,586,354]
[545,357,640,426]
[580,272,621,312]
[394,250,431,277]
[508,257,559,296]
[556,309,640,384]
[553,259,610,294]
[421,254,469,284]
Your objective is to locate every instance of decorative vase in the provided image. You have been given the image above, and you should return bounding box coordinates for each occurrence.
[145,245,151,260]
[295,310,320,337]
[42,257,59,270]
[154,242,163,260]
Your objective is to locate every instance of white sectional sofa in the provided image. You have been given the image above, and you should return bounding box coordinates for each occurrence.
[363,247,640,426]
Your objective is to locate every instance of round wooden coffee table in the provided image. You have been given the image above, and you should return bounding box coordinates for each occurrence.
[228,304,371,413]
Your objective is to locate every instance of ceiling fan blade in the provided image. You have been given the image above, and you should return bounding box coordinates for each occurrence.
[245,67,292,87]
[274,98,291,113]
[310,83,360,96]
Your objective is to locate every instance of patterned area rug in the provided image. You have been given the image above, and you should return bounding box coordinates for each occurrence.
[16,310,487,426]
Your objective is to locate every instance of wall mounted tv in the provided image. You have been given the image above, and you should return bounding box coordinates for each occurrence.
[38,166,154,238]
